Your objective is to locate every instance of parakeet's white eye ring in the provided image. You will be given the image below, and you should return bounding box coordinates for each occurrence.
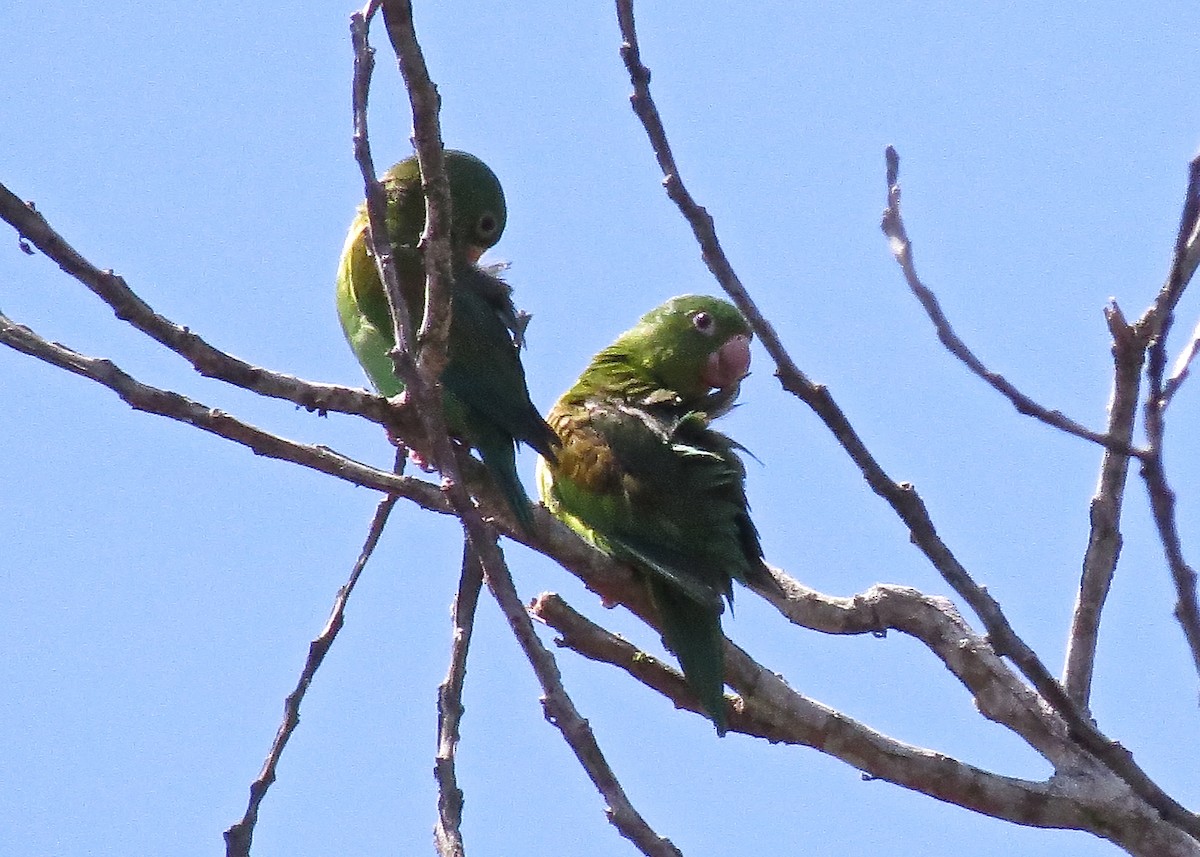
[691,311,715,334]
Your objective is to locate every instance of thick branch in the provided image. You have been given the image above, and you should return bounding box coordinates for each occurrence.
[757,576,1070,763]
[533,595,1083,832]
[225,484,400,857]
[538,593,1200,855]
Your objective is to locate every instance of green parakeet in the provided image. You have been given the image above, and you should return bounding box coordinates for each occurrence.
[336,150,557,529]
[536,295,773,735]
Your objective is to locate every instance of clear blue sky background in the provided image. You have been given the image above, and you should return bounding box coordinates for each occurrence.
[4,3,1200,855]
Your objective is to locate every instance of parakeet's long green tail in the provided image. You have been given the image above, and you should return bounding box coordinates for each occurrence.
[647,577,728,735]
[474,432,536,531]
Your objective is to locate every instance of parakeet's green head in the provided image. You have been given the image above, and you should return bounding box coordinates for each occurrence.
[610,294,753,404]
[379,149,507,260]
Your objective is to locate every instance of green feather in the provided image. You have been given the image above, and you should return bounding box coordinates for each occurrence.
[648,577,729,735]
[335,150,556,530]
[538,294,774,733]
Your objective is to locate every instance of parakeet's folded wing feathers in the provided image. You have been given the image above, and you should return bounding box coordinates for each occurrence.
[440,265,559,462]
[546,397,765,609]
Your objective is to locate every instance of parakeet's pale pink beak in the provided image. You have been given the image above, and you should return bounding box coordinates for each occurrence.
[702,334,751,389]
[466,245,487,265]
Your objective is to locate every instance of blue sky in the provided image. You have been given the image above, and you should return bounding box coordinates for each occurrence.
[4,2,1200,855]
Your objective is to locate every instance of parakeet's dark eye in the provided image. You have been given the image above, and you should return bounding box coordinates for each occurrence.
[691,311,715,335]
[476,213,499,239]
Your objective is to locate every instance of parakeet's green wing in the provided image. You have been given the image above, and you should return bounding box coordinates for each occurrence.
[545,399,763,605]
[541,398,769,735]
[336,215,405,397]
[439,264,559,529]
[442,264,559,461]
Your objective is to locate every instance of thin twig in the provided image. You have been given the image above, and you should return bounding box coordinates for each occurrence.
[612,0,1200,839]
[1164,315,1200,403]
[433,542,485,857]
[0,310,448,511]
[1062,304,1146,707]
[350,6,420,380]
[880,147,1142,456]
[349,10,512,668]
[0,181,409,431]
[225,476,402,857]
[379,0,454,381]
[483,548,682,857]
[1141,153,1200,681]
[612,0,810,395]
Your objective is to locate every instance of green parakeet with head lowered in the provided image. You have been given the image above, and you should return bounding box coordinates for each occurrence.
[336,150,558,530]
[536,295,774,735]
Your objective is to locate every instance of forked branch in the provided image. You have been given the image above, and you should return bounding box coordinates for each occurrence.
[612,0,1200,842]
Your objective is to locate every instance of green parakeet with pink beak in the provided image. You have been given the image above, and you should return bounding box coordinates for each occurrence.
[336,150,557,529]
[537,295,773,734]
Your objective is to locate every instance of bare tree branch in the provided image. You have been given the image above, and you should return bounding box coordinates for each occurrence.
[612,0,1200,840]
[484,557,682,857]
[533,594,1199,857]
[348,5,483,526]
[225,476,402,857]
[1141,153,1200,681]
[0,182,408,430]
[880,146,1142,456]
[434,542,485,857]
[612,0,811,396]
[1141,460,1200,673]
[757,575,1070,762]
[350,7,422,393]
[0,310,448,511]
[350,16,680,854]
[1164,314,1200,403]
[1063,304,1146,707]
[379,0,454,382]
[531,593,721,723]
